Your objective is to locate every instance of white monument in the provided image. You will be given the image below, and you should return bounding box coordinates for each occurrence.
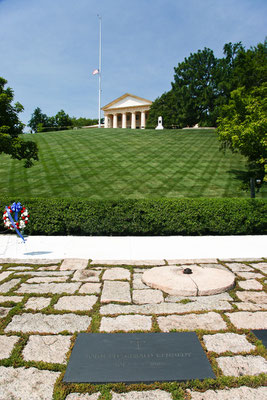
[155,116,164,130]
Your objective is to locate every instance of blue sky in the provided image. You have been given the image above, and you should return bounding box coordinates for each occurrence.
[0,0,266,129]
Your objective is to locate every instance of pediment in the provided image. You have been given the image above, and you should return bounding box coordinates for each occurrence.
[102,93,152,110]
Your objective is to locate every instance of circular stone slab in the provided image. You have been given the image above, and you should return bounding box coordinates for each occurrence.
[142,266,235,296]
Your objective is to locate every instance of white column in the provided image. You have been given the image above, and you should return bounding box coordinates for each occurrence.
[113,114,118,128]
[104,115,108,128]
[141,111,146,129]
[122,113,127,129]
[131,112,136,129]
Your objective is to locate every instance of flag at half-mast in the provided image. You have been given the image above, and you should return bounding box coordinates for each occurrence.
[92,69,99,75]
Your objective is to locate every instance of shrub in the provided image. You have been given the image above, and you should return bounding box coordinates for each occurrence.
[0,198,266,236]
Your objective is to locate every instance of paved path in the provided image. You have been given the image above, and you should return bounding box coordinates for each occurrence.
[0,234,267,260]
[0,258,266,399]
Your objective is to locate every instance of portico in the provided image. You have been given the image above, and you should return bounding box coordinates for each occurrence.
[102,93,152,129]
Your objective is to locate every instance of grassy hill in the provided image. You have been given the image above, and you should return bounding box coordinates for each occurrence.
[0,128,266,199]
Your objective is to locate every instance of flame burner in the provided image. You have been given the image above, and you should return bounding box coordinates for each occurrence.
[183,268,192,274]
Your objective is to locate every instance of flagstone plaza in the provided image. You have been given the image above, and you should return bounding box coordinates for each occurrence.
[0,257,266,399]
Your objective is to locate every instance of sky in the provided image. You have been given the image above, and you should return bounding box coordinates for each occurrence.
[0,0,266,129]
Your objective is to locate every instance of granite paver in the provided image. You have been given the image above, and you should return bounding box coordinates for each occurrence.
[0,271,12,281]
[111,391,173,399]
[60,258,89,270]
[101,281,131,303]
[91,260,165,266]
[27,276,68,283]
[0,366,60,400]
[102,267,130,280]
[38,265,59,270]
[5,313,91,333]
[222,258,263,262]
[133,273,149,289]
[15,271,72,276]
[203,333,255,353]
[7,266,34,270]
[0,258,61,264]
[17,282,81,294]
[79,282,101,294]
[22,335,72,363]
[72,269,101,282]
[233,302,266,311]
[0,336,20,359]
[216,355,267,376]
[250,262,267,273]
[65,394,101,400]
[0,307,12,318]
[188,386,267,400]
[226,311,267,329]
[0,295,23,303]
[165,292,233,303]
[236,291,267,303]
[158,312,227,331]
[100,299,232,315]
[0,279,20,292]
[24,297,51,310]
[100,315,152,332]
[54,295,98,311]
[225,263,253,272]
[236,272,264,279]
[167,258,218,264]
[133,289,164,304]
[238,279,263,290]
[198,263,228,270]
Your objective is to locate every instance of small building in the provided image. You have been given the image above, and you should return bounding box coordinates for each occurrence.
[102,93,152,129]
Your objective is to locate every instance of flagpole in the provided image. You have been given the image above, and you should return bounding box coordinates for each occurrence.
[97,14,102,128]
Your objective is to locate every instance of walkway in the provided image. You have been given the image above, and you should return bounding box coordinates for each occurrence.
[0,234,267,261]
[0,255,266,399]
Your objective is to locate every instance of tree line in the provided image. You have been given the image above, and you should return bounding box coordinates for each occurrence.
[28,107,98,132]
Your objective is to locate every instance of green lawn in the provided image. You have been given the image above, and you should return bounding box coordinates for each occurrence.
[1,128,266,199]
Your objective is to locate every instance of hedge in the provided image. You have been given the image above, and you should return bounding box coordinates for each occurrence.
[0,197,266,236]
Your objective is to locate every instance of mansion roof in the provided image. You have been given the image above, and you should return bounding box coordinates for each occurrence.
[102,93,152,112]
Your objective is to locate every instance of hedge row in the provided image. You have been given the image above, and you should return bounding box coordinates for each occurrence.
[0,198,266,236]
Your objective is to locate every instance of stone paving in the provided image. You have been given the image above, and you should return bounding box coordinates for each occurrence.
[0,258,266,399]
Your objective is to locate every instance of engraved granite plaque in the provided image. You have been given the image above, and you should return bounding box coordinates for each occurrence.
[63,332,215,383]
[252,330,267,349]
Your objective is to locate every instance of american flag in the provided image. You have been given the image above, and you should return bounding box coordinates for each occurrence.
[92,69,99,75]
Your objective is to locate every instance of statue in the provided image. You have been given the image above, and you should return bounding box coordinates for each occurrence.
[155,116,164,130]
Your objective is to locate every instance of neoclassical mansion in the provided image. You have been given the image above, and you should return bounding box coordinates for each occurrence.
[102,93,152,129]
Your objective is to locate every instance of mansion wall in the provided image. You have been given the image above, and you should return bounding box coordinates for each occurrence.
[102,94,152,129]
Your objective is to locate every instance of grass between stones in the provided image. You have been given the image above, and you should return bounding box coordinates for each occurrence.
[2,128,267,199]
[0,259,266,399]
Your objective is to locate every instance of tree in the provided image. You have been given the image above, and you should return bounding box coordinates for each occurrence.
[71,116,98,127]
[232,40,267,90]
[28,107,49,133]
[217,84,267,181]
[28,107,48,132]
[0,77,38,167]
[171,47,221,127]
[55,109,72,128]
[146,90,180,128]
